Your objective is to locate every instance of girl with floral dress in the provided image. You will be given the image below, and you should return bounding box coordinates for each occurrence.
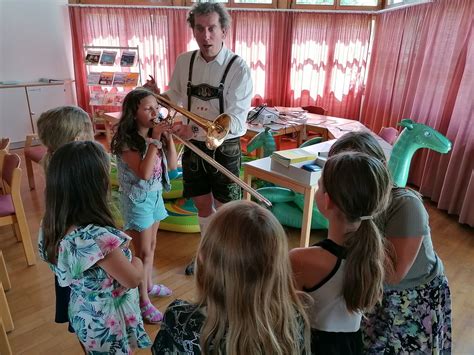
[39,141,151,354]
[111,88,177,323]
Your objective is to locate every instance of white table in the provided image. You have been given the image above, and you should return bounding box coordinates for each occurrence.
[243,136,392,247]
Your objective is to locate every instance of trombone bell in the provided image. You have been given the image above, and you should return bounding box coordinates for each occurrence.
[206,114,231,150]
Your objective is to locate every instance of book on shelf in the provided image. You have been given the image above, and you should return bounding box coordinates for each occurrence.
[123,72,139,86]
[112,72,127,86]
[103,91,126,107]
[271,148,318,167]
[98,72,114,85]
[89,89,105,105]
[87,72,101,85]
[120,51,136,66]
[100,51,118,65]
[85,50,101,65]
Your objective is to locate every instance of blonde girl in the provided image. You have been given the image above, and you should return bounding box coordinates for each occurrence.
[153,200,311,355]
[290,152,392,355]
[36,105,94,335]
[111,88,177,323]
[37,105,94,169]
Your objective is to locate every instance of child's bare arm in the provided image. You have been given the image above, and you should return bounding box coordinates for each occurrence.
[162,132,178,171]
[121,147,158,180]
[97,249,143,288]
[289,248,307,290]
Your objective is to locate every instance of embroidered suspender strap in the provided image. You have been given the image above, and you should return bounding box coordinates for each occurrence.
[218,54,239,114]
[187,50,198,111]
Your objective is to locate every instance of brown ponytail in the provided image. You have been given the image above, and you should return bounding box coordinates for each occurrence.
[322,152,391,312]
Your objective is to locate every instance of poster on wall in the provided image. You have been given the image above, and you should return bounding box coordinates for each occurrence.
[100,51,118,66]
[120,51,137,67]
[85,50,101,65]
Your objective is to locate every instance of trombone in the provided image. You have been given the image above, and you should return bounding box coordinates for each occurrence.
[152,93,272,208]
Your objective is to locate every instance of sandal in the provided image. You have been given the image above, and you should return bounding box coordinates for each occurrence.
[148,284,172,297]
[140,301,163,324]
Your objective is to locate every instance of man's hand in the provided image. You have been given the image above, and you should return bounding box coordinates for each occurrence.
[143,75,160,95]
[172,124,194,140]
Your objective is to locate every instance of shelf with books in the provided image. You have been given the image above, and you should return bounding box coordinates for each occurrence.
[84,45,142,134]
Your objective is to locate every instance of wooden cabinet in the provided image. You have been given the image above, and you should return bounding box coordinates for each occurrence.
[0,87,32,146]
[0,82,73,148]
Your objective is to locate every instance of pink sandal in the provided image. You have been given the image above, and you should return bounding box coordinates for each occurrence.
[140,301,163,324]
[148,284,172,297]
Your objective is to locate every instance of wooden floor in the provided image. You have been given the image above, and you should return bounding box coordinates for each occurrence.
[1,144,473,354]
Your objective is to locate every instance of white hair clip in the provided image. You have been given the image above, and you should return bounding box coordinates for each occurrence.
[360,215,373,221]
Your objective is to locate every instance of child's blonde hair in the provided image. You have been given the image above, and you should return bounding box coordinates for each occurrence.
[195,200,310,355]
[37,106,94,168]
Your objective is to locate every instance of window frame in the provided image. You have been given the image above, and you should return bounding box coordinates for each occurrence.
[290,0,382,11]
[184,0,279,9]
[70,0,405,9]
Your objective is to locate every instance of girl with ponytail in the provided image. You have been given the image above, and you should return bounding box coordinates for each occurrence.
[327,132,452,354]
[290,151,392,355]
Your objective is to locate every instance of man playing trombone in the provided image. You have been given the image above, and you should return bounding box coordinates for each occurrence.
[146,2,253,275]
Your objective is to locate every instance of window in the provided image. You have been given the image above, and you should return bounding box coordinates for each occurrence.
[385,0,426,7]
[292,0,381,10]
[294,0,333,5]
[187,0,277,8]
[340,0,378,5]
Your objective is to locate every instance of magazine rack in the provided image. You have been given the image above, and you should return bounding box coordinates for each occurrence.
[84,45,143,135]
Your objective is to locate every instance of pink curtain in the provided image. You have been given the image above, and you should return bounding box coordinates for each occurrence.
[289,13,372,119]
[69,7,371,118]
[230,11,294,107]
[230,10,372,116]
[361,0,473,226]
[69,7,190,112]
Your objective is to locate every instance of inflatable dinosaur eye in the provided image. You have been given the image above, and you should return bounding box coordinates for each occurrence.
[424,131,432,137]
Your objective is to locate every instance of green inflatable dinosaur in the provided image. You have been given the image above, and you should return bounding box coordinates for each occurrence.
[388,119,452,187]
[252,119,452,230]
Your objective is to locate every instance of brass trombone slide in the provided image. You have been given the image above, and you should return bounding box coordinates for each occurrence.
[151,93,272,208]
[172,134,272,208]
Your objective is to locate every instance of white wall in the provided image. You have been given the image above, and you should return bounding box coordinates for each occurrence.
[0,0,74,85]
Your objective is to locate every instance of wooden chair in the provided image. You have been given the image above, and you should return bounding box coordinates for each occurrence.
[302,105,326,115]
[24,134,47,190]
[0,252,13,333]
[0,152,36,266]
[0,317,12,355]
[302,106,327,142]
[0,139,9,152]
[0,138,10,195]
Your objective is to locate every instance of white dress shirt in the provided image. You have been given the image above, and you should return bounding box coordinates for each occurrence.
[164,45,253,141]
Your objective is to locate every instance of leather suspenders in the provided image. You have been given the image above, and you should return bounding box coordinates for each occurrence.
[186,50,239,114]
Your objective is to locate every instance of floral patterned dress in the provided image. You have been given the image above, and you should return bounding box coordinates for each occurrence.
[38,224,151,354]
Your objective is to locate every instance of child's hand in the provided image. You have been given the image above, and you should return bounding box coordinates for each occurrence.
[161,130,174,142]
[151,121,172,140]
